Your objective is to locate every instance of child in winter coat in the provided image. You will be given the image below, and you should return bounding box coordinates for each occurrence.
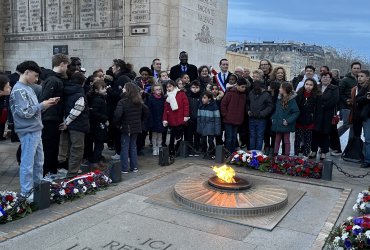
[210,84,224,145]
[162,80,190,156]
[271,82,300,156]
[221,78,248,153]
[147,84,165,156]
[294,78,320,157]
[113,82,147,173]
[87,80,109,169]
[185,80,201,156]
[197,91,221,159]
[247,80,273,150]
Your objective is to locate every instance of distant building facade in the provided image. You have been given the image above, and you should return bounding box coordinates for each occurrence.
[228,41,326,78]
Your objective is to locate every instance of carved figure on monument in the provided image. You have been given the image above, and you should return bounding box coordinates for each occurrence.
[195,25,215,44]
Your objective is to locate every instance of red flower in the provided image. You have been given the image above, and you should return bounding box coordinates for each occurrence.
[313,167,320,173]
[65,188,71,194]
[304,168,311,174]
[94,170,101,175]
[257,155,264,162]
[346,225,353,231]
[297,159,304,165]
[363,196,370,202]
[361,222,370,229]
[86,176,94,182]
[68,183,74,187]
[5,195,14,202]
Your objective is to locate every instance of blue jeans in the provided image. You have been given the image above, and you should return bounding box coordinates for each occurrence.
[224,124,238,153]
[19,131,43,194]
[363,118,370,164]
[249,118,266,150]
[120,133,138,171]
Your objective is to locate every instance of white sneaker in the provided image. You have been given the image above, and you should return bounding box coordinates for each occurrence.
[26,193,34,203]
[111,153,120,160]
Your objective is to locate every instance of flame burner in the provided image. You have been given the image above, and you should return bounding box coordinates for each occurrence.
[207,176,251,191]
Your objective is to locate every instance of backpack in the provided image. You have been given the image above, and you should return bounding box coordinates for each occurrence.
[342,136,364,163]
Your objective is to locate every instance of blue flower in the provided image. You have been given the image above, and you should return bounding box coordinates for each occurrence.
[354,217,364,226]
[352,225,363,236]
[344,239,352,249]
[250,158,259,169]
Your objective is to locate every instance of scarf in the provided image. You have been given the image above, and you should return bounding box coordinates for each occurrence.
[166,88,179,111]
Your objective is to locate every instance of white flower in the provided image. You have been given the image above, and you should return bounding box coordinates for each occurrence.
[78,179,84,185]
[59,190,66,196]
[358,193,364,199]
[247,158,251,163]
[341,232,349,241]
[82,186,87,193]
[353,204,358,211]
[360,203,366,210]
[92,182,97,188]
[73,188,79,194]
[365,230,370,239]
[347,216,353,222]
[357,198,363,204]
[333,236,341,244]
[242,154,247,162]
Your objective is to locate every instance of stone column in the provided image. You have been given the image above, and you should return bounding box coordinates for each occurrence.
[0,2,4,71]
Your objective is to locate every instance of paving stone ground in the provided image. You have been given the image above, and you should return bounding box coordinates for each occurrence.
[0,127,368,250]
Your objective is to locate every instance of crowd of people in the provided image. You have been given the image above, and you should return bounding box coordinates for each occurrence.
[0,51,369,200]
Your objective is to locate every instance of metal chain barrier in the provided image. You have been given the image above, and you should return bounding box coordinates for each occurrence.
[333,161,370,178]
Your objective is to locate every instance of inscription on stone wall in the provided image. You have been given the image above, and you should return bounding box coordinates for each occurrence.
[3,0,116,34]
[130,0,150,23]
[195,0,217,44]
[17,0,42,32]
[80,0,111,29]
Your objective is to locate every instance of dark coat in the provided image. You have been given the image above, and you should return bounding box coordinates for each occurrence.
[88,93,108,142]
[295,91,318,126]
[186,91,201,122]
[213,71,231,92]
[314,84,339,134]
[339,73,357,109]
[197,76,212,93]
[113,94,147,135]
[106,71,132,119]
[63,81,90,133]
[247,89,273,119]
[353,85,370,121]
[197,100,221,136]
[170,64,198,82]
[220,87,246,126]
[271,94,300,133]
[163,90,189,127]
[40,71,67,122]
[147,94,165,133]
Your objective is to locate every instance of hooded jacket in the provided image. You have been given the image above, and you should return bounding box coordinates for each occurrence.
[197,99,221,136]
[220,87,246,125]
[271,93,300,133]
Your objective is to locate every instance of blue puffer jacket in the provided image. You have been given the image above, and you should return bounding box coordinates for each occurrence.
[271,93,300,133]
[197,100,221,136]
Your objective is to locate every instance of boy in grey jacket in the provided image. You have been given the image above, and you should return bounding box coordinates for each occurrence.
[9,61,58,200]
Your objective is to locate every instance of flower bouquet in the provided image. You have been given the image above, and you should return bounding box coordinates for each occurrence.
[353,188,370,214]
[327,215,370,249]
[0,191,32,224]
[50,170,111,204]
[229,151,323,179]
[229,150,270,170]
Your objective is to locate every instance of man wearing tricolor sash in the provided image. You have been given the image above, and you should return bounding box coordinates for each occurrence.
[212,59,231,93]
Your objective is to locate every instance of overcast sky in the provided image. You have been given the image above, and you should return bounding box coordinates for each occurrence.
[227,0,370,61]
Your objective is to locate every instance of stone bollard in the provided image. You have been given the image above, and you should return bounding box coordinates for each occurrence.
[215,145,225,164]
[34,180,50,210]
[159,147,170,166]
[179,141,189,158]
[110,162,122,183]
[322,159,333,181]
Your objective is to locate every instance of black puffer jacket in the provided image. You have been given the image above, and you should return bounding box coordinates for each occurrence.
[295,91,318,126]
[247,89,273,119]
[186,91,201,122]
[113,94,148,134]
[88,93,108,141]
[40,71,67,122]
[63,80,90,133]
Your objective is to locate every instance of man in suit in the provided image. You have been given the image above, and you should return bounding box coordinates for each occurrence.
[151,58,162,80]
[213,58,231,93]
[170,51,198,82]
